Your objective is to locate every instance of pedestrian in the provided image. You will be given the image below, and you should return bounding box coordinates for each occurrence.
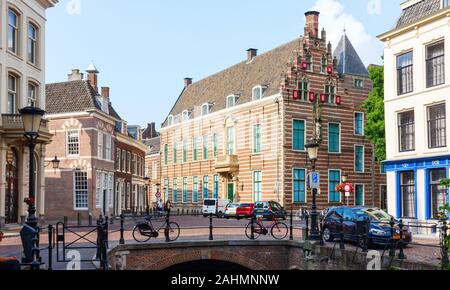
[164,200,173,216]
[157,198,163,212]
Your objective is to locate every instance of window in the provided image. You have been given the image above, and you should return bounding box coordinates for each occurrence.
[173,178,178,204]
[298,78,309,101]
[73,171,88,210]
[400,171,416,218]
[193,177,199,203]
[201,103,210,116]
[214,175,219,199]
[203,176,209,199]
[164,144,169,165]
[164,179,169,202]
[253,86,262,101]
[329,170,341,203]
[328,123,341,153]
[325,85,336,104]
[203,135,209,160]
[426,41,445,88]
[306,54,313,71]
[133,154,137,175]
[227,95,237,108]
[108,174,113,208]
[8,9,18,54]
[126,182,131,209]
[227,127,235,155]
[355,185,364,206]
[429,169,447,219]
[213,134,219,158]
[253,171,262,202]
[182,110,190,121]
[7,74,18,114]
[320,56,328,73]
[122,149,126,172]
[116,150,121,171]
[253,124,261,154]
[132,184,137,209]
[293,120,305,151]
[398,111,415,152]
[380,185,388,211]
[28,83,38,107]
[98,132,104,159]
[28,23,38,64]
[127,152,131,173]
[173,140,178,164]
[182,177,188,203]
[193,137,198,161]
[182,140,187,163]
[167,115,173,126]
[354,112,364,136]
[152,161,157,179]
[293,169,306,203]
[105,135,111,161]
[67,130,80,156]
[427,104,446,149]
[96,172,103,209]
[355,145,364,173]
[397,52,413,95]
[354,79,363,88]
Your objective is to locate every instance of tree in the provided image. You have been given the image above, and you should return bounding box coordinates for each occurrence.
[363,65,385,163]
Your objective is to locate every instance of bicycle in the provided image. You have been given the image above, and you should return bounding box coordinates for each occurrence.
[245,215,288,240]
[132,213,180,243]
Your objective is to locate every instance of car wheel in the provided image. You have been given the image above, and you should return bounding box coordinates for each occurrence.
[323,227,334,242]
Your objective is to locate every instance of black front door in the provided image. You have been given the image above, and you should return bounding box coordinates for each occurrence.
[5,149,19,224]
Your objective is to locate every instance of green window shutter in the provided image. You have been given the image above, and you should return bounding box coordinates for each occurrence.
[355,146,364,172]
[193,177,198,203]
[355,185,364,206]
[293,169,306,203]
[328,170,341,203]
[293,120,305,151]
[328,123,340,153]
[355,113,364,135]
[253,124,261,153]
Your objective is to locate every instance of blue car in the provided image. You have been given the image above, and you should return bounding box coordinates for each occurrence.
[322,206,412,247]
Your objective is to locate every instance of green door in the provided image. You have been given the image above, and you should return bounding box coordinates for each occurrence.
[228,183,234,202]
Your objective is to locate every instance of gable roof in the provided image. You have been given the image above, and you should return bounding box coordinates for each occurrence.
[395,0,442,29]
[333,33,369,78]
[46,80,120,120]
[143,137,161,155]
[165,38,302,125]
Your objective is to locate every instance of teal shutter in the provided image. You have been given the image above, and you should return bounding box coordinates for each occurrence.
[293,169,306,203]
[355,146,364,172]
[355,113,363,135]
[355,185,364,206]
[214,175,219,199]
[293,120,305,150]
[328,124,340,153]
[203,176,209,199]
[173,178,178,203]
[329,170,341,202]
[182,177,187,203]
[193,177,198,203]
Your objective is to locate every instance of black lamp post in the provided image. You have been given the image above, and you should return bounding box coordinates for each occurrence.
[144,176,150,215]
[341,173,349,206]
[305,141,320,241]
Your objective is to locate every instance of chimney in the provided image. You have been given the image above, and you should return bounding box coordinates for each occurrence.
[304,11,320,38]
[321,28,326,41]
[247,48,258,61]
[184,78,193,88]
[68,69,84,81]
[86,61,100,92]
[101,87,110,99]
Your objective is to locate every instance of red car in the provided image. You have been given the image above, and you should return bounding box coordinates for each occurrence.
[236,203,255,219]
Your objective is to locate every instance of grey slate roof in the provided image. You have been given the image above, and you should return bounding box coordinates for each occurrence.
[46,80,120,120]
[143,137,161,155]
[395,0,442,29]
[333,34,369,78]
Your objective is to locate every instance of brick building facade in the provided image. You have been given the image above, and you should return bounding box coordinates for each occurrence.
[143,123,161,207]
[159,11,386,211]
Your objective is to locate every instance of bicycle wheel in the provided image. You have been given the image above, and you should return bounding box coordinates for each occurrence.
[245,222,262,240]
[271,222,288,240]
[166,222,180,242]
[132,226,151,243]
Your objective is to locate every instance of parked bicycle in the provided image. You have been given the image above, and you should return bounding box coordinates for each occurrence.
[245,215,288,240]
[132,213,180,243]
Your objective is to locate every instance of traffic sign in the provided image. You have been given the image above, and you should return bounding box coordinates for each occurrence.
[310,172,320,189]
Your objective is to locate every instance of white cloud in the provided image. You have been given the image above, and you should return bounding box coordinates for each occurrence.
[311,0,383,65]
[367,0,382,15]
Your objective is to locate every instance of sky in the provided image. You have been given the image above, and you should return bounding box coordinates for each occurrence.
[46,0,403,129]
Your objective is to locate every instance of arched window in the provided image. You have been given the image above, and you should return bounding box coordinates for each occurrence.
[321,55,328,73]
[182,110,190,121]
[305,54,313,71]
[28,82,38,107]
[252,86,263,101]
[201,103,210,116]
[167,115,174,126]
[7,74,18,114]
[28,23,38,64]
[8,9,19,54]
[226,95,237,108]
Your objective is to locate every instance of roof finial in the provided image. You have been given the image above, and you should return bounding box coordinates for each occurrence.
[343,24,346,35]
[86,60,99,74]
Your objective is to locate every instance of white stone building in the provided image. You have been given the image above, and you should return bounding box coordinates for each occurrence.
[379,0,450,233]
[0,0,57,228]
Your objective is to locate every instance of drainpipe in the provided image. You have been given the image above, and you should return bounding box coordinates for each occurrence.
[371,143,376,207]
[274,97,281,204]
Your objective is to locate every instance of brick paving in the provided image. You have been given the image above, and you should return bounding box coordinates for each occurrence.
[0,216,444,270]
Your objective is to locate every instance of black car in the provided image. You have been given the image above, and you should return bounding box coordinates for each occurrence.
[253,201,287,220]
[322,206,412,247]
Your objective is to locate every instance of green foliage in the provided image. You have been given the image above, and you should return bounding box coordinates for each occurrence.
[363,65,385,163]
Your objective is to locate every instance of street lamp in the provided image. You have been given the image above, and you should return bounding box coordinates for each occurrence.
[19,106,45,265]
[305,141,320,241]
[45,156,61,170]
[342,173,348,183]
[144,176,150,215]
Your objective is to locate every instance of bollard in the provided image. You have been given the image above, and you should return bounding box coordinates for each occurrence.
[48,225,54,271]
[209,213,214,241]
[389,217,396,257]
[30,229,41,271]
[339,216,345,250]
[96,215,104,260]
[165,212,170,242]
[110,214,114,225]
[305,214,309,240]
[362,217,369,253]
[119,214,125,245]
[319,215,324,246]
[77,213,82,226]
[88,213,93,226]
[289,210,294,241]
[250,216,255,240]
[63,216,68,225]
[398,219,406,260]
[441,220,449,269]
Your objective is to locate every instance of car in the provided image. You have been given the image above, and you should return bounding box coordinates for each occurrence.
[224,203,240,219]
[202,199,229,217]
[236,203,255,219]
[322,206,413,247]
[253,201,287,220]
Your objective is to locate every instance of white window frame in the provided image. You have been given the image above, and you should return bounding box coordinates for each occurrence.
[27,22,38,64]
[66,129,80,157]
[133,153,137,175]
[7,8,19,54]
[252,123,262,154]
[97,131,104,159]
[328,169,342,203]
[252,171,263,202]
[95,171,103,209]
[182,110,190,121]
[7,74,18,114]
[292,119,307,152]
[328,122,342,154]
[354,145,365,173]
[167,115,174,126]
[252,86,263,101]
[201,103,210,116]
[292,168,307,204]
[354,112,365,136]
[127,152,131,174]
[73,171,88,210]
[354,184,365,206]
[105,135,112,161]
[226,95,237,108]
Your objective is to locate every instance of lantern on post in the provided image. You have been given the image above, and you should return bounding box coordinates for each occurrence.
[309,92,316,103]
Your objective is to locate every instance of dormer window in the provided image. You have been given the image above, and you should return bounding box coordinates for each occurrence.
[182,110,190,121]
[306,54,313,71]
[252,86,263,101]
[201,103,211,116]
[167,115,174,126]
[320,55,328,74]
[227,95,238,108]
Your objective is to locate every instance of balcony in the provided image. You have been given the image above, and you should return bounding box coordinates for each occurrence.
[214,154,239,174]
[1,114,49,135]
